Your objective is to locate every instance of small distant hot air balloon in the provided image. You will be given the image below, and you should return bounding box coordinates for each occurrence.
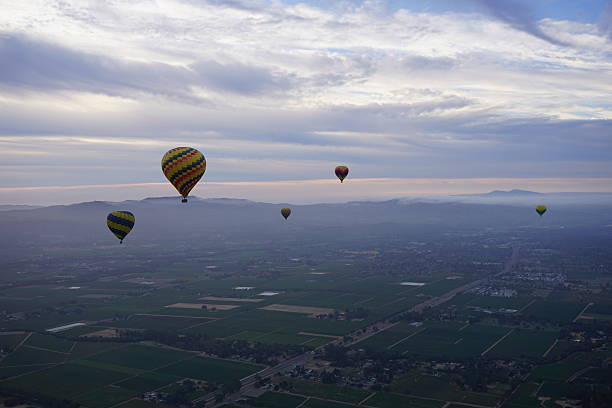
[335,165,349,183]
[281,208,291,220]
[535,205,547,216]
[107,211,135,244]
[161,147,206,203]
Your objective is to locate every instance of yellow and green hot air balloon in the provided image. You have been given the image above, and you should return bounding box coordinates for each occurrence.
[335,165,349,183]
[535,205,547,216]
[281,208,291,220]
[161,147,206,203]
[107,211,135,244]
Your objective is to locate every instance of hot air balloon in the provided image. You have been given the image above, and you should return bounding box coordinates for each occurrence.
[161,147,206,203]
[107,211,135,244]
[281,208,291,220]
[535,205,547,216]
[335,165,349,183]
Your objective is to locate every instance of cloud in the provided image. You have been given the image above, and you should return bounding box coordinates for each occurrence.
[0,33,293,101]
[0,0,610,203]
[467,0,568,46]
[599,1,612,39]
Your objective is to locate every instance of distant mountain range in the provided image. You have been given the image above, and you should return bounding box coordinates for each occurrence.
[0,191,610,252]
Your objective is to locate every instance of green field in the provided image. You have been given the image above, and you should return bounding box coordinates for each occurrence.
[117,372,181,392]
[391,371,501,407]
[76,385,139,408]
[0,346,68,366]
[247,392,306,408]
[522,301,586,323]
[102,315,213,331]
[505,382,540,408]
[367,392,444,408]
[303,399,357,408]
[356,322,422,351]
[486,329,559,358]
[391,323,511,359]
[0,333,27,349]
[285,379,372,404]
[85,345,193,370]
[157,356,261,384]
[529,359,589,381]
[1,362,130,400]
[24,333,74,353]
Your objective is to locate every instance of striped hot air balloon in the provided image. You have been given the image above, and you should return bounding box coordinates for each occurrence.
[335,165,349,183]
[161,147,206,203]
[107,211,135,243]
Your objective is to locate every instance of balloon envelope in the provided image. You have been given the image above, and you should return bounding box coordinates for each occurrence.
[281,208,291,220]
[107,211,135,243]
[535,205,547,216]
[335,165,349,183]
[162,147,206,202]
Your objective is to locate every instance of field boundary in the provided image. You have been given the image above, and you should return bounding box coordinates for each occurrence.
[388,327,426,349]
[481,328,514,356]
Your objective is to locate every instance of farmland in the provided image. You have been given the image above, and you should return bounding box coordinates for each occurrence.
[0,198,610,408]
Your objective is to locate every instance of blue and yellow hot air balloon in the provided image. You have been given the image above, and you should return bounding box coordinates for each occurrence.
[281,208,291,220]
[107,211,135,244]
[161,147,206,203]
[535,205,547,216]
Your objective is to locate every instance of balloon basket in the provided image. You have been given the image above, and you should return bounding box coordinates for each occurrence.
[181,198,188,203]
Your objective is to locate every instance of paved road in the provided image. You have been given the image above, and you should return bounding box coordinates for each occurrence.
[197,247,520,406]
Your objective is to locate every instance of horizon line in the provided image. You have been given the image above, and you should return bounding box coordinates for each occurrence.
[3,177,612,192]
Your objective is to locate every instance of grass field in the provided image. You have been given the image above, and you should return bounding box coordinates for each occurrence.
[529,359,589,381]
[75,385,139,408]
[505,382,540,408]
[24,333,74,353]
[285,379,371,404]
[391,324,511,359]
[0,365,51,380]
[486,329,559,358]
[102,315,212,331]
[522,300,586,323]
[302,399,357,408]
[85,344,193,370]
[247,392,306,408]
[391,371,501,407]
[367,392,444,408]
[0,346,68,366]
[355,322,422,351]
[1,362,130,400]
[117,372,181,392]
[157,356,261,384]
[0,333,27,349]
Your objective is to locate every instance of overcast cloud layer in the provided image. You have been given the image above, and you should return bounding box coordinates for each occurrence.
[0,0,611,204]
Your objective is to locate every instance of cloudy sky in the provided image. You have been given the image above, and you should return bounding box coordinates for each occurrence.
[1,0,611,204]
